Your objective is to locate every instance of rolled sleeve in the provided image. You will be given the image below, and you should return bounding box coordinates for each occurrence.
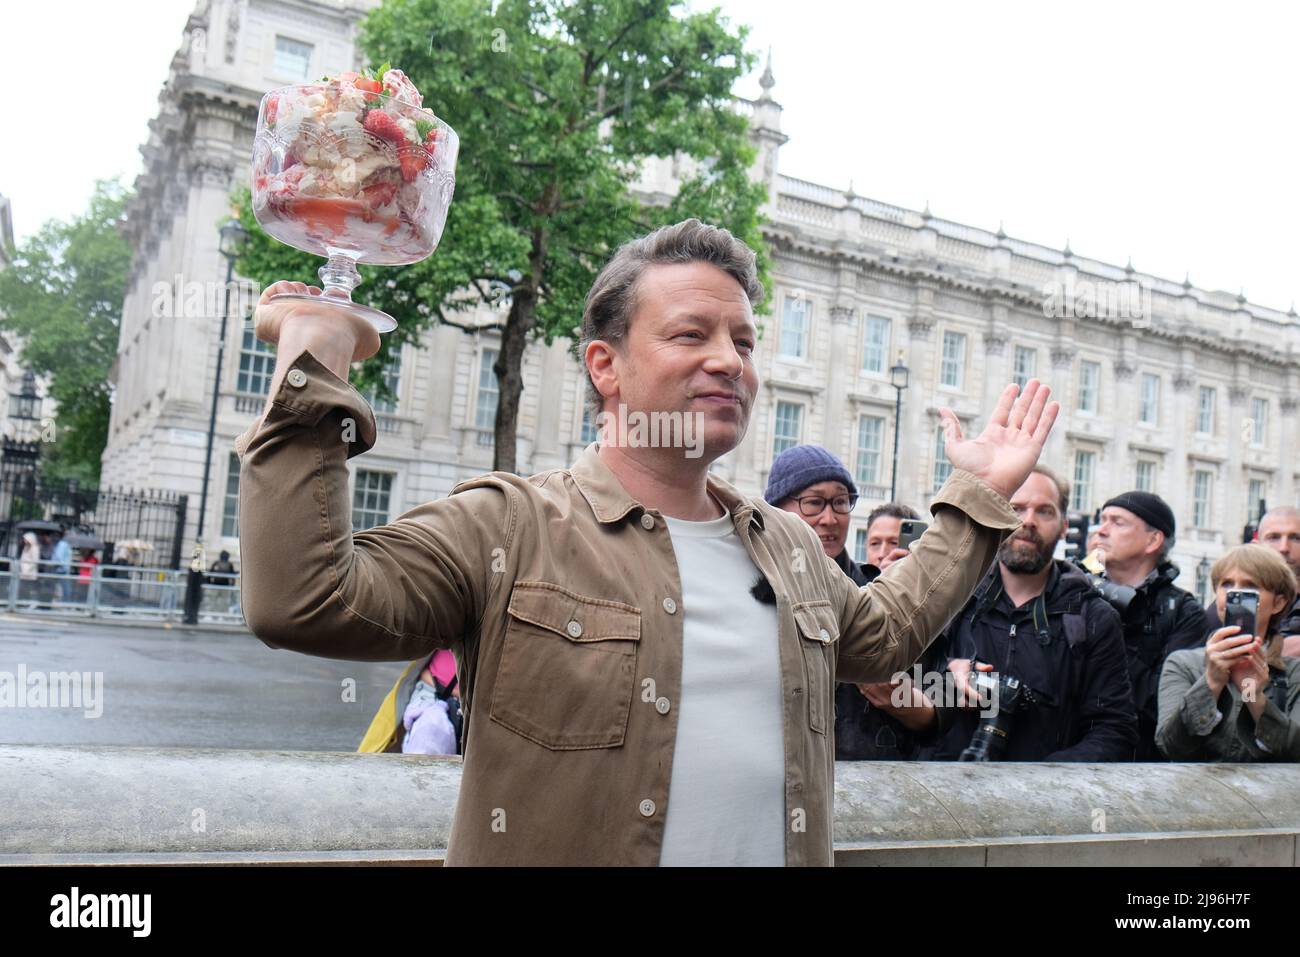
[1177,674,1225,736]
[834,469,1021,684]
[236,347,508,661]
[1155,652,1223,759]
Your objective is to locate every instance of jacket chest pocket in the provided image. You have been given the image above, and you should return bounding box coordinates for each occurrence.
[794,601,840,735]
[489,581,641,750]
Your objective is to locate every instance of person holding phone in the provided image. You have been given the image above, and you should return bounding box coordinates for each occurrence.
[1156,544,1300,761]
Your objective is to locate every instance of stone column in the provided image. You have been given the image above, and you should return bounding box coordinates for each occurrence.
[1281,391,1300,510]
[904,291,934,504]
[1048,344,1076,476]
[531,338,570,472]
[1169,367,1193,528]
[824,304,855,459]
[1111,329,1138,495]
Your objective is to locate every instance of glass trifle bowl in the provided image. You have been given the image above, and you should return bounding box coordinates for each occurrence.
[251,67,459,333]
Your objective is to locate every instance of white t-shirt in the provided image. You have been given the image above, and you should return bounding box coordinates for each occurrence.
[658,508,786,866]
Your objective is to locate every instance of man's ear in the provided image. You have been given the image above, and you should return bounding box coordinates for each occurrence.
[1146,529,1165,558]
[585,339,621,406]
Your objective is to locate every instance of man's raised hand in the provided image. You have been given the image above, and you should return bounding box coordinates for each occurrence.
[938,379,1060,501]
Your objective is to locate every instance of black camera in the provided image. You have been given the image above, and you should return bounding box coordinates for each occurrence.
[1079,570,1137,614]
[959,661,1044,762]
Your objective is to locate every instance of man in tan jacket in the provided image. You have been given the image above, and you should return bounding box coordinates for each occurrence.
[236,218,1059,865]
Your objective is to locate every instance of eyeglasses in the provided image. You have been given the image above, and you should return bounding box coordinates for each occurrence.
[791,494,858,517]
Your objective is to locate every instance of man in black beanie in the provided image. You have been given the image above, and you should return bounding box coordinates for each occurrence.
[1090,491,1206,760]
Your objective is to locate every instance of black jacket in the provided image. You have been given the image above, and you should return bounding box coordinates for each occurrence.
[1101,563,1207,761]
[926,560,1137,762]
[830,550,943,761]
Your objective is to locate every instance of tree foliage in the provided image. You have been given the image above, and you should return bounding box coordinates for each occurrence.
[233,0,769,471]
[0,179,131,484]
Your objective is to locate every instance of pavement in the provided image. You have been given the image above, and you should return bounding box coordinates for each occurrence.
[0,613,410,751]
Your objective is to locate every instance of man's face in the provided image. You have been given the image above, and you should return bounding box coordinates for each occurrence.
[778,480,851,559]
[588,261,758,461]
[999,472,1066,574]
[1094,506,1160,566]
[865,516,902,569]
[1258,513,1300,578]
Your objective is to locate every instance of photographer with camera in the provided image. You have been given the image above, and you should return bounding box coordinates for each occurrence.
[1088,492,1207,760]
[925,466,1137,761]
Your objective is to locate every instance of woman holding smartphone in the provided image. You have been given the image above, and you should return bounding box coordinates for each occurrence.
[1156,544,1300,761]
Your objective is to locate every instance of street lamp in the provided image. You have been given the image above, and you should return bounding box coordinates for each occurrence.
[889,351,909,502]
[1197,555,1211,606]
[183,215,248,625]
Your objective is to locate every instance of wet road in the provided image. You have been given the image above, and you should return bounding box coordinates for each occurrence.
[0,615,409,751]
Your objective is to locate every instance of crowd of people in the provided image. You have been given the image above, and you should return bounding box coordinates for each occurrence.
[762,443,1300,764]
[388,440,1300,765]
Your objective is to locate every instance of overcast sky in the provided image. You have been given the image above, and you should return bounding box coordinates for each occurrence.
[4,0,1296,311]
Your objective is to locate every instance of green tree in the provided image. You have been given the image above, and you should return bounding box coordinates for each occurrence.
[234,0,769,472]
[0,179,131,484]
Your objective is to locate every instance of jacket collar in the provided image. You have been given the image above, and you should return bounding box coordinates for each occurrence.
[570,443,764,531]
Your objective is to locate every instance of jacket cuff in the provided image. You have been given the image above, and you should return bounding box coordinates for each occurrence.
[1179,674,1225,736]
[1253,699,1291,753]
[233,347,377,460]
[929,469,1022,532]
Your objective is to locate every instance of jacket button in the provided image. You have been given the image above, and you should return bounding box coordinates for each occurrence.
[655,696,671,714]
[819,628,830,642]
[662,597,677,614]
[566,619,583,638]
[638,799,656,817]
[640,513,655,531]
[286,368,307,388]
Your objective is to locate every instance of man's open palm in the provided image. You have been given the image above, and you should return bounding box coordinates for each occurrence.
[940,380,1060,500]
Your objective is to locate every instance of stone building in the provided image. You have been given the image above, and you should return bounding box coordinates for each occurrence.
[102,0,1299,598]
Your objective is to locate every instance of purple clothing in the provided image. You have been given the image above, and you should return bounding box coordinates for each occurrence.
[401,681,457,755]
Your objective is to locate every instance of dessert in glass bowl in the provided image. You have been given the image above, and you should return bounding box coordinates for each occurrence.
[251,65,459,333]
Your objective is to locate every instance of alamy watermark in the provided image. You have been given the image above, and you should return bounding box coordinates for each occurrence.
[1041,276,1153,324]
[151,274,262,320]
[890,664,1001,717]
[595,402,706,459]
[0,665,103,718]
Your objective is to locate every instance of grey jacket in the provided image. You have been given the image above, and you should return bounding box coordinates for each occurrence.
[1155,647,1300,761]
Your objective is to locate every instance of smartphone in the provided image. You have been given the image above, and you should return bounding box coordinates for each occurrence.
[897,519,929,551]
[1223,588,1260,638]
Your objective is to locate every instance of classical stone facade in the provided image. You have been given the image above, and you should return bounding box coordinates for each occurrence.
[103,0,1300,596]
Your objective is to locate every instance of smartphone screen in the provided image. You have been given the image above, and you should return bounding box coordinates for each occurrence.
[1224,588,1260,638]
[897,520,929,551]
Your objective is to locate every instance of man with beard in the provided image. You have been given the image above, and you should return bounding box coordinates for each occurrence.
[925,466,1137,761]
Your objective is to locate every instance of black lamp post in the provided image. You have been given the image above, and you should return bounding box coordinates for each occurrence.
[889,351,909,502]
[1197,555,1211,605]
[183,216,248,625]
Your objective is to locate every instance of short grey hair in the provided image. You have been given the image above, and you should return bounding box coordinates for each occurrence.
[578,218,764,418]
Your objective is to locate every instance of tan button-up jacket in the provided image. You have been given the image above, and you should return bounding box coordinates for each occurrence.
[235,348,1022,865]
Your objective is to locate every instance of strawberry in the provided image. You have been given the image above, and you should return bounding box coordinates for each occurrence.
[399,149,428,182]
[363,108,405,146]
[361,180,397,209]
[266,94,280,127]
[355,76,383,101]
